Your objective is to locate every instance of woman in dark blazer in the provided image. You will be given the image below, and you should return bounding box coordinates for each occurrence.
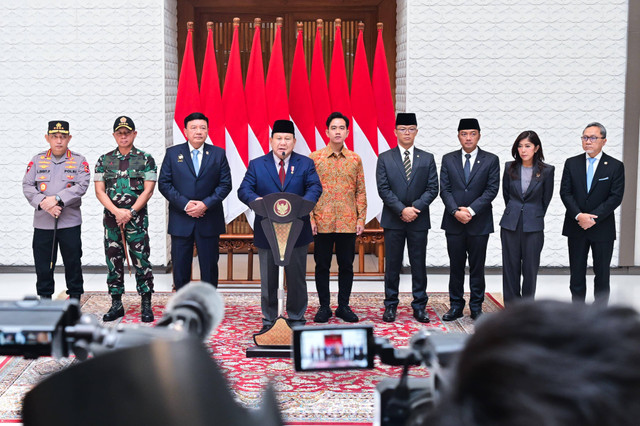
[500,131,554,305]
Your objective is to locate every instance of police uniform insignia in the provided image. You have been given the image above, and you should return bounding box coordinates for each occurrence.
[65,165,75,169]
[67,175,74,180]
[66,183,72,188]
[38,175,47,180]
[82,161,90,173]
[26,161,33,174]
[39,183,47,192]
[39,165,49,169]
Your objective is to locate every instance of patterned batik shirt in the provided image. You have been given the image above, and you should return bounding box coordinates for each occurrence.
[309,145,367,233]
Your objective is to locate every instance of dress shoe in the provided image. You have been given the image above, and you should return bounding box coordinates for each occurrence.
[103,294,124,322]
[382,305,397,322]
[335,305,359,323]
[442,307,463,322]
[68,294,81,301]
[470,309,483,320]
[314,305,333,323]
[413,308,430,323]
[40,295,52,300]
[140,293,154,323]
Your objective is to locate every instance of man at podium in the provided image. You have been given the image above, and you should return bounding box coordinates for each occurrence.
[238,120,322,332]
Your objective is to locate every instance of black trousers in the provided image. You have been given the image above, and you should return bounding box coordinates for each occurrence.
[383,228,428,310]
[314,232,356,308]
[33,225,84,296]
[568,236,614,305]
[445,232,489,311]
[500,217,544,306]
[259,245,309,326]
[171,232,219,289]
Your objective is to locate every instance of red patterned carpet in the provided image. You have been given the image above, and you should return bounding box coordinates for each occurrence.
[0,292,502,424]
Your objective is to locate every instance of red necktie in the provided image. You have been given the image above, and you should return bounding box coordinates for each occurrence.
[279,159,285,186]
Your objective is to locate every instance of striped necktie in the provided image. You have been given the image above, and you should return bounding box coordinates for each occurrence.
[403,150,411,180]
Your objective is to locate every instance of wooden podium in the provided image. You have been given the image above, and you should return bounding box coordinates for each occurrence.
[246,192,315,358]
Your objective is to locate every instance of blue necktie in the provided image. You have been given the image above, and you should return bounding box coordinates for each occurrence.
[586,157,596,191]
[192,150,200,175]
[464,153,471,183]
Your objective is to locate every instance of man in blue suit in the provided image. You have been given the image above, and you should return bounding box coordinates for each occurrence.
[440,118,500,321]
[158,112,232,289]
[238,120,322,331]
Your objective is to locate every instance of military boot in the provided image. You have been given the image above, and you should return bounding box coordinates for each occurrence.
[103,294,124,322]
[140,293,154,323]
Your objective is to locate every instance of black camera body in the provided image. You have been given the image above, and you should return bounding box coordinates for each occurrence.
[0,297,81,359]
[292,324,467,426]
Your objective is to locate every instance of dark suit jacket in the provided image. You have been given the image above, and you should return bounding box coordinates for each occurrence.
[440,148,500,235]
[560,152,624,241]
[499,161,555,232]
[376,146,439,231]
[237,151,323,249]
[158,142,232,237]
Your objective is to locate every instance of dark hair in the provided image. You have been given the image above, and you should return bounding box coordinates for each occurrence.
[508,130,545,179]
[184,112,209,128]
[584,122,607,139]
[325,112,350,129]
[412,300,640,426]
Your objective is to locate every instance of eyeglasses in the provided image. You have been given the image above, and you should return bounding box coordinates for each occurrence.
[396,127,418,134]
[581,136,604,142]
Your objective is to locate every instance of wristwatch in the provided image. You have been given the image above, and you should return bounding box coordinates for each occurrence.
[55,195,63,206]
[129,208,138,218]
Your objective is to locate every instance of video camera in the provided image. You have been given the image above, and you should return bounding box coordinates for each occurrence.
[292,324,467,426]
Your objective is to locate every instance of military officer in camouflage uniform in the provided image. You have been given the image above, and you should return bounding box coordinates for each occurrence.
[22,121,90,300]
[95,116,157,322]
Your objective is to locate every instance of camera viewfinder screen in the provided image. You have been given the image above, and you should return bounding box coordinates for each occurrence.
[298,327,371,370]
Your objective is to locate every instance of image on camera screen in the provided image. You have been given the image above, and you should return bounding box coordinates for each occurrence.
[298,327,370,370]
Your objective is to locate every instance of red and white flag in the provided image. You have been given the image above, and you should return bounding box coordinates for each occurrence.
[329,21,353,150]
[221,20,249,224]
[351,25,383,223]
[265,20,289,133]
[372,24,395,152]
[245,19,270,160]
[174,23,201,146]
[310,21,331,149]
[289,25,314,155]
[200,22,225,149]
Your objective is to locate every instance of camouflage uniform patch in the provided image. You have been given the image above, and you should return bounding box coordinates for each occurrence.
[95,147,157,295]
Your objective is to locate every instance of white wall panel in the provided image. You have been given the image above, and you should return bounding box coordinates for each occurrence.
[397,0,628,267]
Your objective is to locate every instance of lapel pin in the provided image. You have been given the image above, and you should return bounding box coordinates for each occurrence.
[178,154,184,162]
[536,173,540,178]
[205,151,209,155]
[604,161,608,165]
[291,166,295,174]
